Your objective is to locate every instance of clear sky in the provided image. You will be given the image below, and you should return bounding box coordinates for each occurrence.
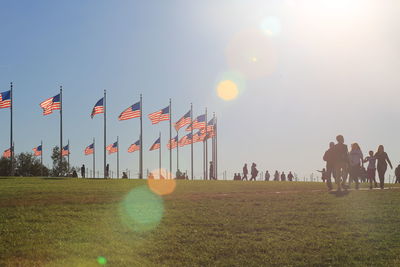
[1,0,399,179]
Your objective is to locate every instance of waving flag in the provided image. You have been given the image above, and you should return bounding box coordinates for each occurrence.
[179,133,193,147]
[174,110,191,131]
[40,94,61,115]
[128,140,140,153]
[167,136,178,150]
[33,145,42,156]
[91,98,104,118]
[148,106,170,124]
[150,137,161,151]
[186,114,206,131]
[85,143,94,155]
[106,142,118,154]
[0,90,11,109]
[119,101,141,121]
[3,148,11,158]
[193,131,206,143]
[62,145,70,156]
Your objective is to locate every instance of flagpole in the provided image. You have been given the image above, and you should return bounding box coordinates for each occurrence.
[169,98,172,179]
[159,131,161,179]
[190,103,193,180]
[140,94,143,179]
[67,139,70,172]
[104,90,107,179]
[176,129,179,174]
[10,82,14,176]
[205,108,208,180]
[93,137,95,178]
[215,115,218,180]
[212,112,215,180]
[117,136,119,178]
[60,86,63,176]
[41,140,43,177]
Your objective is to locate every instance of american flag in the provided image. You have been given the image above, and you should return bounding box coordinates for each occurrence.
[91,98,104,118]
[0,90,11,109]
[193,131,207,143]
[119,101,141,121]
[174,110,191,131]
[186,114,206,131]
[150,137,161,151]
[179,133,193,147]
[85,143,94,155]
[40,94,61,115]
[206,117,215,132]
[3,148,11,158]
[128,140,140,153]
[167,135,178,150]
[33,145,42,156]
[148,106,170,124]
[106,142,118,154]
[62,145,70,156]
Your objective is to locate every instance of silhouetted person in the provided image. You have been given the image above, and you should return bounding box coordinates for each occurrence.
[348,143,363,190]
[106,164,110,178]
[72,170,78,177]
[317,168,327,183]
[122,172,128,178]
[81,164,85,178]
[395,165,400,184]
[288,171,294,182]
[242,164,248,181]
[209,161,215,180]
[237,173,242,180]
[374,145,393,189]
[274,171,279,181]
[360,166,367,183]
[323,142,335,190]
[250,163,258,181]
[332,135,349,191]
[176,169,183,179]
[281,171,286,181]
[265,170,270,181]
[364,150,378,189]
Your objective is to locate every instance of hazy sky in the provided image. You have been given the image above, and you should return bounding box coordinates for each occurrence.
[1,0,399,179]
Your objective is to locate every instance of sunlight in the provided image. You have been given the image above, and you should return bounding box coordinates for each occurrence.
[217,80,239,101]
[147,169,176,196]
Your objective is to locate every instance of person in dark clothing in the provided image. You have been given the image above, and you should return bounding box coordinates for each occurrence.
[395,165,400,184]
[281,171,286,181]
[106,164,110,178]
[265,170,270,181]
[364,150,378,189]
[274,171,279,181]
[209,161,215,180]
[332,135,349,191]
[323,142,335,190]
[288,171,294,182]
[374,145,393,189]
[242,164,248,181]
[317,168,327,183]
[249,163,258,181]
[81,164,85,178]
[348,143,363,190]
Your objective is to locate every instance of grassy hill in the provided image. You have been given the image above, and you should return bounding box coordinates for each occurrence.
[1,177,400,266]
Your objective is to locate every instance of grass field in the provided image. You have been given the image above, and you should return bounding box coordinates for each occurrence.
[1,177,400,266]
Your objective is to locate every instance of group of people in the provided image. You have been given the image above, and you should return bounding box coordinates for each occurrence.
[233,163,295,182]
[321,134,400,191]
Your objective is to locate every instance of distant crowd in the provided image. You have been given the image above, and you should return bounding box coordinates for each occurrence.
[233,163,295,182]
[321,134,400,191]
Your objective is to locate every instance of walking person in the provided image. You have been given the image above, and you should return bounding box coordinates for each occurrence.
[288,171,294,182]
[332,135,349,191]
[81,164,85,178]
[364,151,378,189]
[242,163,248,181]
[265,170,270,181]
[274,171,279,181]
[348,143,363,190]
[249,163,258,181]
[281,171,286,181]
[323,142,335,190]
[374,145,393,189]
[209,161,215,180]
[395,164,400,184]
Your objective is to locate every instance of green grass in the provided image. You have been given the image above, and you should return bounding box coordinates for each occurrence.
[1,178,400,266]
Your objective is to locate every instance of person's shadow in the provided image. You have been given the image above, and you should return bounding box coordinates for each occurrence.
[329,190,350,197]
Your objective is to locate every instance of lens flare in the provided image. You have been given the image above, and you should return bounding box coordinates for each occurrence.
[260,16,282,36]
[97,257,107,265]
[119,186,164,232]
[217,80,239,101]
[147,168,176,196]
[226,29,277,79]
